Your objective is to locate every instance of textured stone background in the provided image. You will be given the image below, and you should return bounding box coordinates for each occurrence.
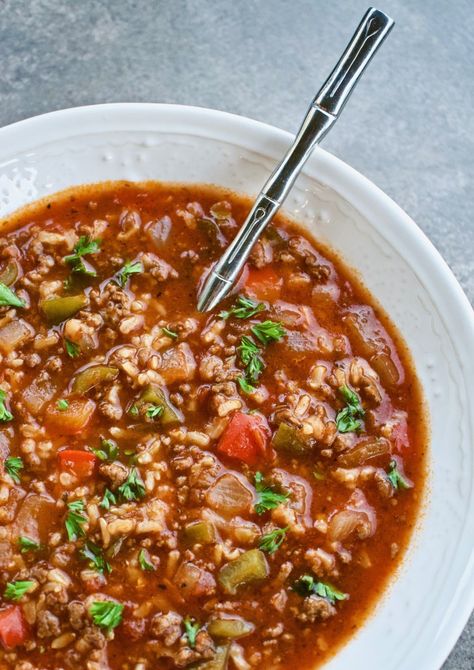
[0,0,472,667]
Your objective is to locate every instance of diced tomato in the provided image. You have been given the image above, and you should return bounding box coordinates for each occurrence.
[44,398,96,435]
[217,411,271,466]
[0,605,29,649]
[244,266,283,302]
[58,449,97,479]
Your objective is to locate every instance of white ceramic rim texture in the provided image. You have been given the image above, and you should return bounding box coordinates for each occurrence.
[0,103,472,669]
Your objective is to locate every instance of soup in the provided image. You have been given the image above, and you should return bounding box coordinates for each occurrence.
[0,182,426,669]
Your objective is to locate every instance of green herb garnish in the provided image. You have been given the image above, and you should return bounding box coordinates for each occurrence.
[138,548,155,571]
[387,459,412,490]
[335,385,365,433]
[18,536,40,553]
[0,283,25,308]
[89,600,123,631]
[292,574,348,604]
[250,320,286,345]
[64,236,101,276]
[57,399,69,411]
[220,295,265,320]
[146,404,164,420]
[4,580,35,601]
[0,390,13,422]
[115,260,143,288]
[118,467,145,502]
[239,336,264,383]
[80,540,111,574]
[65,339,80,358]
[92,439,119,462]
[161,326,178,339]
[183,617,201,648]
[128,404,139,417]
[237,376,256,394]
[65,499,87,541]
[254,471,289,515]
[4,456,23,483]
[259,526,288,554]
[100,488,117,511]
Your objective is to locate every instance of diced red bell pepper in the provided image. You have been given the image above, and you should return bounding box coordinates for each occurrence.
[58,449,97,479]
[44,398,96,435]
[217,411,271,466]
[244,266,283,302]
[0,605,29,649]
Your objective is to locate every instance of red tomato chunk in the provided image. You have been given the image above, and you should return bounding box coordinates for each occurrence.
[217,411,271,465]
[0,606,29,649]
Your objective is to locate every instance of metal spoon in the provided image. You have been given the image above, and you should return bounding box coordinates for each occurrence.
[197,7,394,312]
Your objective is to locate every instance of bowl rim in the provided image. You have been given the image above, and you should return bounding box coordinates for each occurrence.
[1,102,473,668]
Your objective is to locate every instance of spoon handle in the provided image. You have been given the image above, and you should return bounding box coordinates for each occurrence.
[198,8,394,312]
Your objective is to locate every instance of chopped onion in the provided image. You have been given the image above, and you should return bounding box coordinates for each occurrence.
[206,474,253,517]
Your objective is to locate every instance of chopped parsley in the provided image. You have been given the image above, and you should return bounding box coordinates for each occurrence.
[115,260,143,287]
[4,456,23,484]
[259,526,288,554]
[65,499,87,541]
[100,488,117,511]
[4,580,35,601]
[387,459,412,490]
[0,390,13,422]
[254,471,289,515]
[118,468,146,502]
[237,376,256,394]
[250,320,286,345]
[161,326,178,339]
[64,236,101,276]
[220,295,265,320]
[183,617,201,648]
[128,404,139,417]
[146,404,164,420]
[80,540,111,574]
[292,575,348,604]
[57,399,69,411]
[335,385,365,433]
[138,548,155,571]
[238,336,264,384]
[0,282,25,308]
[92,439,119,462]
[65,339,80,358]
[89,600,124,631]
[18,536,40,553]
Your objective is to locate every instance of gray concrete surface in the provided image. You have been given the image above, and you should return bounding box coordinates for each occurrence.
[0,0,472,667]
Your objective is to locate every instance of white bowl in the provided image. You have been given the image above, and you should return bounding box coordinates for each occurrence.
[0,103,472,670]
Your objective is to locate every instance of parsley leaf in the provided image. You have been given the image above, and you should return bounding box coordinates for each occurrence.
[259,526,288,554]
[0,283,25,308]
[0,390,13,422]
[250,320,286,345]
[335,385,365,433]
[92,439,119,462]
[65,499,87,541]
[89,600,124,631]
[18,536,40,553]
[146,404,164,420]
[118,468,146,502]
[115,260,143,288]
[183,617,201,648]
[138,548,155,571]
[100,488,117,511]
[161,326,178,339]
[128,404,139,417]
[65,339,80,358]
[64,236,101,276]
[4,456,23,484]
[237,376,256,394]
[57,399,69,411]
[238,335,264,383]
[387,459,412,490]
[292,574,348,604]
[4,580,35,601]
[254,471,289,515]
[220,295,265,320]
[80,540,111,574]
